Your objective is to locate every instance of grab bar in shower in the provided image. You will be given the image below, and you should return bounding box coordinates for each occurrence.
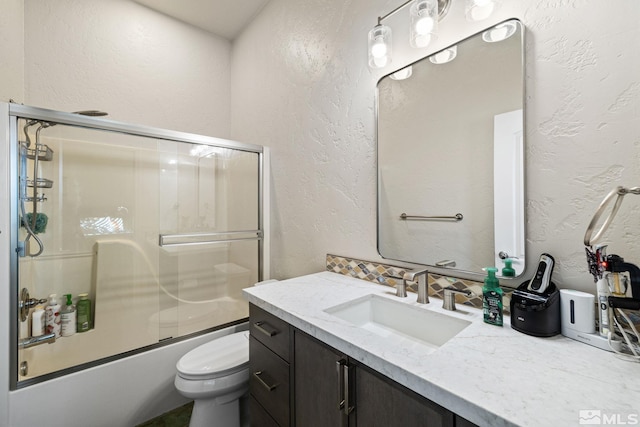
[399,213,463,221]
[159,230,263,247]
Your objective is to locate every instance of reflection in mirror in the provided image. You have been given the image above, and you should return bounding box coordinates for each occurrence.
[377,19,525,279]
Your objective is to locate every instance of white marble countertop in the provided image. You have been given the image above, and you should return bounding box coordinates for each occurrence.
[244,271,640,427]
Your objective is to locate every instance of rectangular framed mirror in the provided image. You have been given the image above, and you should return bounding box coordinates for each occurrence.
[377,19,525,279]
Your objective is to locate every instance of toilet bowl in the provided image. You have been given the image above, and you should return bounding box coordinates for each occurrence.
[175,331,250,427]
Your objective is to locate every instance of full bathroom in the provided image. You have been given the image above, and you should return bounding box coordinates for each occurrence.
[1,0,639,426]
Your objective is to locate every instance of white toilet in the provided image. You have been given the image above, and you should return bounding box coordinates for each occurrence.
[174,331,250,427]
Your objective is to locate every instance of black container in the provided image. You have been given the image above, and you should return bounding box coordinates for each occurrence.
[510,281,561,337]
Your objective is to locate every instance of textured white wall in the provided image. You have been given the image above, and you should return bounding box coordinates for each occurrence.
[24,0,232,137]
[0,2,238,425]
[231,0,640,292]
[231,0,381,278]
[0,0,24,103]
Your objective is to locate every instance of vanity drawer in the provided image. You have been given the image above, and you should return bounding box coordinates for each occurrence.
[250,336,290,427]
[249,395,279,427]
[249,304,290,361]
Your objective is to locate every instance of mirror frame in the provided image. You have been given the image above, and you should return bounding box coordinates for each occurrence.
[375,19,526,283]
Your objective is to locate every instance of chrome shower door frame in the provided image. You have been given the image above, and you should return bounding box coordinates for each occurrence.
[3,103,269,390]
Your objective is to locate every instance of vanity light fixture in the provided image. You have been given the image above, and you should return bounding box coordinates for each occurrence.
[482,20,517,42]
[368,24,393,68]
[368,0,451,69]
[465,0,500,22]
[429,45,457,64]
[409,0,439,48]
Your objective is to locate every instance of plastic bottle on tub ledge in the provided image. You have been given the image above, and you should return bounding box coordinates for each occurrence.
[45,294,61,338]
[61,294,76,337]
[31,305,45,336]
[76,293,92,333]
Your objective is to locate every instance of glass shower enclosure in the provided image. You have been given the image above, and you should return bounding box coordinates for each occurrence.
[4,104,267,389]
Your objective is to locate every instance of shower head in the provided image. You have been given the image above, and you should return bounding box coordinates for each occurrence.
[73,110,109,117]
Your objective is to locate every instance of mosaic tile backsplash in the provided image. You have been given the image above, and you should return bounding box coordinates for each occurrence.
[326,254,512,313]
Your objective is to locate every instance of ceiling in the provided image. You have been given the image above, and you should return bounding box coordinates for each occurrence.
[133,0,270,40]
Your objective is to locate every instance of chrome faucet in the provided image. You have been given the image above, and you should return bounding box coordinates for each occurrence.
[19,332,56,349]
[442,286,473,311]
[404,268,429,304]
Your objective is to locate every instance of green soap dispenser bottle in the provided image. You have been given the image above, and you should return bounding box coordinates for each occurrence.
[502,259,516,277]
[482,267,503,326]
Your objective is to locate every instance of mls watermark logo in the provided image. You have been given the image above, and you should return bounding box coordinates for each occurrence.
[579,409,639,425]
[580,410,603,425]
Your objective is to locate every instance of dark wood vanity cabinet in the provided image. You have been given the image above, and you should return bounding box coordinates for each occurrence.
[249,304,293,427]
[293,330,351,426]
[249,303,477,427]
[354,360,455,427]
[294,330,455,427]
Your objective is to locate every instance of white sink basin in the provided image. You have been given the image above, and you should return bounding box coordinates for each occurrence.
[325,294,471,352]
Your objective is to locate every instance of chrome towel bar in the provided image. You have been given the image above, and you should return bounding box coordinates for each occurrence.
[399,213,463,221]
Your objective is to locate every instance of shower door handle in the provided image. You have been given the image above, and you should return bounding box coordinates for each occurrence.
[159,230,263,247]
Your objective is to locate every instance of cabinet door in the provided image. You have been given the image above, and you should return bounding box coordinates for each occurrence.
[294,330,348,427]
[354,362,455,427]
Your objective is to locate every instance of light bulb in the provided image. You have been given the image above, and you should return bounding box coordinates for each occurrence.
[410,0,438,49]
[482,21,517,43]
[373,56,389,68]
[414,16,435,35]
[368,24,392,69]
[465,0,498,22]
[490,26,508,40]
[429,45,457,64]
[390,66,413,80]
[371,41,388,58]
[413,34,433,48]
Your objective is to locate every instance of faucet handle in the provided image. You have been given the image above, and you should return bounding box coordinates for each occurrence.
[19,288,48,322]
[385,275,408,298]
[442,286,473,311]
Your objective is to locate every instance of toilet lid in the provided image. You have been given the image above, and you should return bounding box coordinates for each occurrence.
[176,331,249,380]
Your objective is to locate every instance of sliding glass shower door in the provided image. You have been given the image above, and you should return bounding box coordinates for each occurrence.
[9,105,265,388]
